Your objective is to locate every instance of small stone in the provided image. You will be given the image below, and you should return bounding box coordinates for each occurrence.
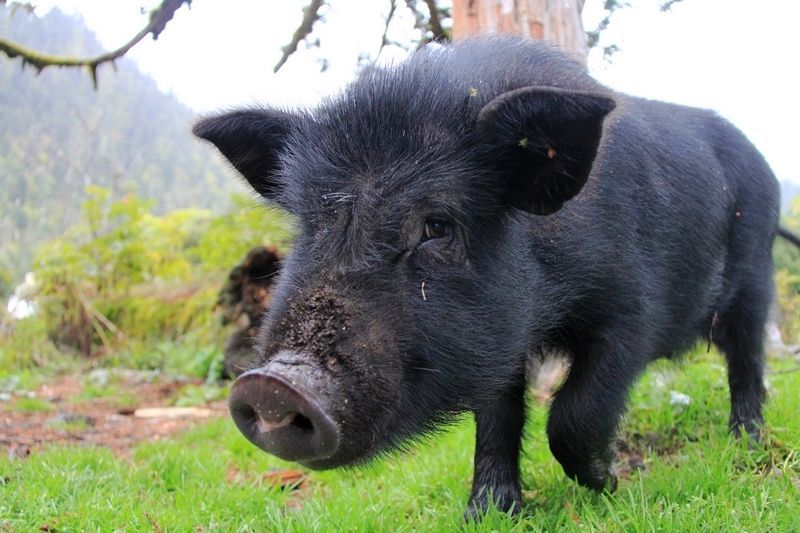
[669,390,691,406]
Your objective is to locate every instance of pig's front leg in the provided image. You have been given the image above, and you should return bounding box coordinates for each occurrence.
[546,334,646,492]
[467,377,527,518]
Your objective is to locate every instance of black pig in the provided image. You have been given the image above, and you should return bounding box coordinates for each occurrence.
[194,36,779,515]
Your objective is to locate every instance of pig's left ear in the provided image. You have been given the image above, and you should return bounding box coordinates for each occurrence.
[477,86,615,215]
[193,109,296,201]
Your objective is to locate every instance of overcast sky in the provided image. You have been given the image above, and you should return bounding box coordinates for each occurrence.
[33,0,800,184]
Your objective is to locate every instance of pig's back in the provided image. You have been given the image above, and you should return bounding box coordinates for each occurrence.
[553,95,779,356]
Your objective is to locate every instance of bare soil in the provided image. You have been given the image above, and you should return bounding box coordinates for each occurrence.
[0,373,227,459]
[615,429,687,480]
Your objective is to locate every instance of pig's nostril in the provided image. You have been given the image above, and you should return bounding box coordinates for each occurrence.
[229,368,339,463]
[290,413,313,431]
[255,411,304,433]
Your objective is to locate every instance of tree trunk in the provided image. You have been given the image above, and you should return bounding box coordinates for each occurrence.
[452,0,588,63]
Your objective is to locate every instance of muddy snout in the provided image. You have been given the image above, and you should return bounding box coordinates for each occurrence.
[228,357,340,464]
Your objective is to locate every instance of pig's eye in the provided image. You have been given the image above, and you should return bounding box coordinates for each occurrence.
[422,218,453,242]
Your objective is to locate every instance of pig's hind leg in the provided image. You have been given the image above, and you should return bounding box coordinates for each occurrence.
[712,279,770,440]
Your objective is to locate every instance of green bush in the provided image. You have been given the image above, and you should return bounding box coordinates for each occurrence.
[0,264,12,299]
[775,198,800,344]
[0,315,62,370]
[1,186,292,370]
[187,194,293,271]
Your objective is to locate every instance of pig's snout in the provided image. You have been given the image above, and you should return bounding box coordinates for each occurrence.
[229,366,340,463]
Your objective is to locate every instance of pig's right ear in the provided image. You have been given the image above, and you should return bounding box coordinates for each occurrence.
[192,109,296,200]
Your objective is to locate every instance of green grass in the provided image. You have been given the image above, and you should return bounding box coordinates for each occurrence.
[170,382,229,407]
[47,416,94,433]
[1,350,799,531]
[11,396,55,413]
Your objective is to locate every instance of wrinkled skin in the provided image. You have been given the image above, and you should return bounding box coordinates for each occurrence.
[194,36,779,517]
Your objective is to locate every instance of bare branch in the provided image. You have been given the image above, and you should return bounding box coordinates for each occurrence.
[2,2,36,16]
[403,0,450,45]
[376,0,398,60]
[403,0,428,41]
[422,0,446,40]
[586,0,627,53]
[0,0,191,88]
[778,226,800,249]
[273,0,326,73]
[660,0,686,11]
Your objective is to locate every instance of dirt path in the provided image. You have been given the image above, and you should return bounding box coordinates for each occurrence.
[0,372,227,459]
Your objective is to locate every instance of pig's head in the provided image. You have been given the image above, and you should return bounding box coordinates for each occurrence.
[194,59,614,469]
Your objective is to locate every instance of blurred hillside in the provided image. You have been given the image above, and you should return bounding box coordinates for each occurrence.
[0,7,235,279]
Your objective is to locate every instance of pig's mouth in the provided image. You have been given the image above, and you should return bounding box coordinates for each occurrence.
[229,367,343,466]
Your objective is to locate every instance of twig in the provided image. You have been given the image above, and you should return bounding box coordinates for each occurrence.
[660,0,685,11]
[274,0,326,73]
[3,2,36,16]
[778,226,800,249]
[144,512,163,533]
[0,0,191,88]
[376,0,398,61]
[403,0,449,44]
[586,0,626,53]
[404,0,427,38]
[75,291,127,351]
[422,0,446,40]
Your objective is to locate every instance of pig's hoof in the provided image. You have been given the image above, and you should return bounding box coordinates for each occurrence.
[729,416,762,443]
[465,484,523,520]
[572,462,617,493]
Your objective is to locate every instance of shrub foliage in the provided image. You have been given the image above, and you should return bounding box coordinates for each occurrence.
[1,187,292,370]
